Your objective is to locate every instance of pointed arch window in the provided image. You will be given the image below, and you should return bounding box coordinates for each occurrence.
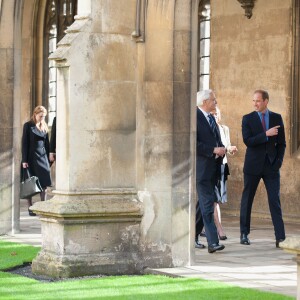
[198,0,211,91]
[43,0,77,125]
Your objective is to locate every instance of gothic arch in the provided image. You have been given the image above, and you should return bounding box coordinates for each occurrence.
[11,0,39,232]
[10,0,76,232]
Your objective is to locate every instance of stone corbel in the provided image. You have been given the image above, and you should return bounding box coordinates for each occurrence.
[237,0,255,19]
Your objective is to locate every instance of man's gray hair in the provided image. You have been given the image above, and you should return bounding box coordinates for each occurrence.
[197,89,213,106]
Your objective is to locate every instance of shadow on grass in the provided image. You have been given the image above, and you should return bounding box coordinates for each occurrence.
[0,241,295,300]
[0,273,294,300]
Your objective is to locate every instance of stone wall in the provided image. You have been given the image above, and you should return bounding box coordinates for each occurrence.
[210,0,300,223]
[0,0,16,234]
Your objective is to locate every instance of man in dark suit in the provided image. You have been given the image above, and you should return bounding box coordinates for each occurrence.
[49,116,56,164]
[196,89,226,253]
[240,90,286,248]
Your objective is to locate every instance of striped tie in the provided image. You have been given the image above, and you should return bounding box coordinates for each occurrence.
[208,114,217,132]
[208,114,220,145]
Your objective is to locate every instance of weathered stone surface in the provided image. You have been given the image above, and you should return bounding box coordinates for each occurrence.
[173,82,191,133]
[31,192,143,277]
[144,82,173,135]
[211,0,300,223]
[91,0,136,34]
[280,236,300,299]
[281,237,300,254]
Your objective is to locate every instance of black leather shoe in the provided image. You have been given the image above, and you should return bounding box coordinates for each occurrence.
[195,241,205,249]
[240,234,250,245]
[219,235,227,240]
[208,243,225,253]
[28,209,36,216]
[276,239,285,248]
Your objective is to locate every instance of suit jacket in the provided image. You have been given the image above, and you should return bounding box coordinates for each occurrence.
[196,108,224,182]
[242,110,286,175]
[49,116,56,153]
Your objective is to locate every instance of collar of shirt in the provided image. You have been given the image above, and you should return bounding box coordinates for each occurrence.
[198,107,211,123]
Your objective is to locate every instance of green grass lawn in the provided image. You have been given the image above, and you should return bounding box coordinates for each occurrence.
[0,240,295,300]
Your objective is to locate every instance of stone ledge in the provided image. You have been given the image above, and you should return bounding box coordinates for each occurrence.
[30,191,143,218]
[280,236,300,254]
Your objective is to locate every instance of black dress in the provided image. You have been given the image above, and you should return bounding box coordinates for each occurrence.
[21,121,52,188]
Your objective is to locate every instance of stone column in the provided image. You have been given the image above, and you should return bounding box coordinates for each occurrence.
[31,0,143,277]
[31,0,195,277]
[77,0,91,16]
[280,238,300,299]
[0,0,18,234]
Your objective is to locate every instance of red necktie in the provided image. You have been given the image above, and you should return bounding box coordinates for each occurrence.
[261,113,266,131]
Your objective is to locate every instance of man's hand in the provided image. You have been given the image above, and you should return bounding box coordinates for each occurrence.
[213,147,226,157]
[266,125,280,137]
[22,162,29,168]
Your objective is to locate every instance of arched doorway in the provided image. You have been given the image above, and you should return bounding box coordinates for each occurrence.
[36,0,77,125]
[10,0,77,232]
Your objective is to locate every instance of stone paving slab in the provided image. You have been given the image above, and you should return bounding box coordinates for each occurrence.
[150,217,298,298]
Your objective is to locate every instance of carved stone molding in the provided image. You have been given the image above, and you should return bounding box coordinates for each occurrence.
[131,0,147,43]
[237,0,255,19]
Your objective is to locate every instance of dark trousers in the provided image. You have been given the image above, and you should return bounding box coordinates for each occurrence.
[240,157,285,240]
[196,181,219,246]
[195,201,204,241]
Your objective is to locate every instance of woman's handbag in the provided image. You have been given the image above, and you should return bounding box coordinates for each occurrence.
[20,168,43,199]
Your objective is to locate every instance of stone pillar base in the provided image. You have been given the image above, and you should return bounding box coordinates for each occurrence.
[31,190,143,278]
[32,250,142,278]
[280,237,300,299]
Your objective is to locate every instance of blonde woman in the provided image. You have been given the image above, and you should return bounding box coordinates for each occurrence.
[21,106,52,216]
[212,107,238,239]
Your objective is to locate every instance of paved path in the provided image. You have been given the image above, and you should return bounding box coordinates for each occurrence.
[1,200,298,298]
[151,217,299,298]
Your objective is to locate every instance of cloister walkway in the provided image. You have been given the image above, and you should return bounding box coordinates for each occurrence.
[1,199,298,298]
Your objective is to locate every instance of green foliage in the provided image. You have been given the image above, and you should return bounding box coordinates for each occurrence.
[0,241,294,300]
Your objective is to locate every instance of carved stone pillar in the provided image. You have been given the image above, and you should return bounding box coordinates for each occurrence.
[32,191,142,277]
[31,0,143,277]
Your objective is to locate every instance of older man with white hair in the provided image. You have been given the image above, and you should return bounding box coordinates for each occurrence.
[195,89,226,253]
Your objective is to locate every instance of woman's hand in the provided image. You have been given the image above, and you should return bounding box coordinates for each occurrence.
[22,162,29,168]
[49,153,55,162]
[228,145,238,155]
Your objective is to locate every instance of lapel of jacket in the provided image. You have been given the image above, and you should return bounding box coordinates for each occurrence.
[198,108,214,135]
[268,110,275,128]
[198,108,223,145]
[31,125,46,138]
[253,111,264,132]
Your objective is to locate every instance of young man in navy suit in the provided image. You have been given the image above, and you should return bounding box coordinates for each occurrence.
[196,90,226,253]
[240,90,286,248]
